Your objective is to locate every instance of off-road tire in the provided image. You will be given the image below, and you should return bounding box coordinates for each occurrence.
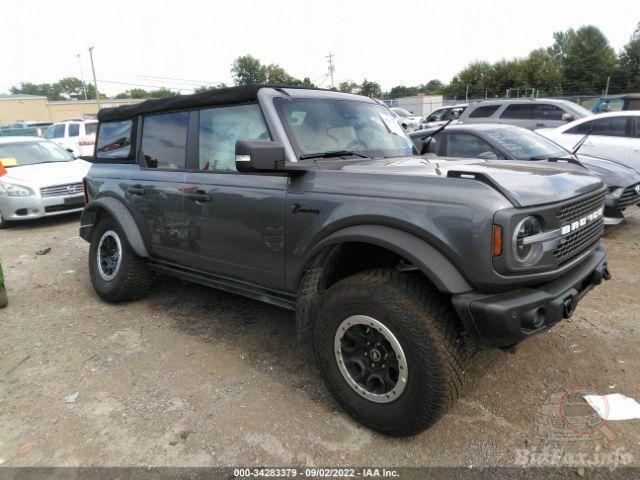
[0,284,7,308]
[313,269,473,436]
[89,216,153,302]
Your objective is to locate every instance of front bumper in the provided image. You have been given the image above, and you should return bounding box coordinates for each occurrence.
[604,190,640,225]
[0,194,85,222]
[452,244,609,348]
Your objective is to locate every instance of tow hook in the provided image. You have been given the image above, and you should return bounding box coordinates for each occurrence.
[562,296,575,319]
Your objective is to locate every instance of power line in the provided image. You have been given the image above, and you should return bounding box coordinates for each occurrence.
[97,79,196,92]
[113,73,225,86]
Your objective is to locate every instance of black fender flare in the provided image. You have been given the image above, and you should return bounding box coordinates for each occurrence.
[298,224,473,294]
[79,197,149,258]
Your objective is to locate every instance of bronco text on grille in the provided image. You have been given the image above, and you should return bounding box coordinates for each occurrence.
[554,191,606,262]
[40,183,84,198]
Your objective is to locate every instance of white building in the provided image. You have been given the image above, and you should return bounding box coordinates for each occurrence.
[395,95,444,117]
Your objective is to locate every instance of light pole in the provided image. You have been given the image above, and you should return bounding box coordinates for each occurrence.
[77,54,88,101]
[88,46,101,109]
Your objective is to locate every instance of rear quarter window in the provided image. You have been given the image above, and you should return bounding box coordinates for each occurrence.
[96,120,133,159]
[468,105,500,118]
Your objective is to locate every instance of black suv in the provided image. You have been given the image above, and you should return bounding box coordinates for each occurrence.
[80,85,610,436]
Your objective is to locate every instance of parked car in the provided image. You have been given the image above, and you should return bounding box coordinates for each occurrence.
[80,85,609,436]
[7,121,52,136]
[410,124,640,225]
[390,107,422,131]
[457,98,592,130]
[536,111,640,172]
[420,104,468,129]
[0,137,90,228]
[43,118,98,157]
[592,94,640,113]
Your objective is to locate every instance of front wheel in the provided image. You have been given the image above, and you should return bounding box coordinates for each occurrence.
[313,269,472,436]
[88,216,154,302]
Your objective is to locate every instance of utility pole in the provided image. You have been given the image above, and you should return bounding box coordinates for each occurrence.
[604,76,610,96]
[88,46,101,109]
[465,84,469,101]
[77,54,88,101]
[326,53,335,89]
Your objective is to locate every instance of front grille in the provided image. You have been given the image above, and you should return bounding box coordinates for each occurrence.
[617,184,640,209]
[40,183,84,198]
[554,217,604,261]
[44,202,85,213]
[556,190,606,224]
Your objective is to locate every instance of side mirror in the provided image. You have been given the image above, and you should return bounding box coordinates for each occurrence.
[478,151,498,160]
[562,113,574,122]
[235,139,286,172]
[66,148,76,156]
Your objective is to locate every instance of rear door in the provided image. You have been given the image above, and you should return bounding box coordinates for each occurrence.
[182,103,288,290]
[498,103,536,129]
[532,103,567,129]
[565,115,633,165]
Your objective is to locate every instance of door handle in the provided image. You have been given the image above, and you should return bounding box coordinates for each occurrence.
[185,190,212,202]
[126,185,145,195]
[535,123,546,127]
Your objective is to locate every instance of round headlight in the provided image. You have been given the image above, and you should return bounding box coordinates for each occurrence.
[513,216,543,266]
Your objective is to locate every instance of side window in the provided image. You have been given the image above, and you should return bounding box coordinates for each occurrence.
[427,134,442,154]
[68,123,80,137]
[534,104,564,121]
[97,120,133,159]
[427,109,446,122]
[84,123,98,136]
[141,112,188,169]
[445,133,495,158]
[468,105,500,118]
[567,117,628,137]
[198,104,269,171]
[46,124,65,138]
[500,104,536,119]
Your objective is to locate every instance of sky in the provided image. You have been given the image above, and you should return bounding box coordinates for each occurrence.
[2,0,639,97]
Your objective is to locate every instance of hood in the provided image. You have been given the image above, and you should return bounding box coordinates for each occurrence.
[576,154,640,188]
[325,156,603,208]
[1,160,91,189]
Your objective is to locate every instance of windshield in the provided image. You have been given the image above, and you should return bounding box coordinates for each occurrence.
[391,108,412,118]
[0,140,75,168]
[276,98,416,159]
[485,128,568,160]
[563,102,592,119]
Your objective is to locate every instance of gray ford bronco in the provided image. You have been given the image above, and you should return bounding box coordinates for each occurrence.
[80,85,610,436]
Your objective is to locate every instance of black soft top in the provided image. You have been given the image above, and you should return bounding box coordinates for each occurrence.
[98,84,323,122]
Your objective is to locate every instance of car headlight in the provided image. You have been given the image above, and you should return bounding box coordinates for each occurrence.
[512,216,544,266]
[0,182,35,197]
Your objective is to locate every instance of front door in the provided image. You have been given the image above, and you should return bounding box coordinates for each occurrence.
[182,104,288,291]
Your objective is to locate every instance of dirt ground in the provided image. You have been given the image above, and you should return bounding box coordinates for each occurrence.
[0,213,639,470]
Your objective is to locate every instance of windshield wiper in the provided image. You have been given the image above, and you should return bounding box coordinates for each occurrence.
[525,154,582,166]
[299,150,370,160]
[419,119,454,155]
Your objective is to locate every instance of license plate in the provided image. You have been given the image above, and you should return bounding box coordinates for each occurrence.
[64,195,85,206]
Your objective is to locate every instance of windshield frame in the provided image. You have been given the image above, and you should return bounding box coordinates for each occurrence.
[0,140,76,168]
[484,127,570,160]
[274,97,417,161]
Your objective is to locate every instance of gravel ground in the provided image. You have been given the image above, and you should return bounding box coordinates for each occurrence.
[0,213,639,471]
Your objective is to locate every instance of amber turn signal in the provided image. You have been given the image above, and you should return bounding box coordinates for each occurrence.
[492,225,503,257]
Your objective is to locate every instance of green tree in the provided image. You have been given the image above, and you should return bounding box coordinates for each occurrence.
[338,81,359,93]
[232,55,267,85]
[388,85,419,98]
[520,49,563,96]
[552,26,616,94]
[420,80,444,94]
[614,22,640,92]
[359,79,381,98]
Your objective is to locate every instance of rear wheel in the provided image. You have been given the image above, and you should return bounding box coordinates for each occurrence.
[313,269,472,436]
[89,216,154,302]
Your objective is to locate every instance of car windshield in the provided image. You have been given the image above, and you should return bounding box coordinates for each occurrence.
[485,128,568,160]
[276,98,416,159]
[0,140,75,167]
[563,102,592,119]
[392,108,412,118]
